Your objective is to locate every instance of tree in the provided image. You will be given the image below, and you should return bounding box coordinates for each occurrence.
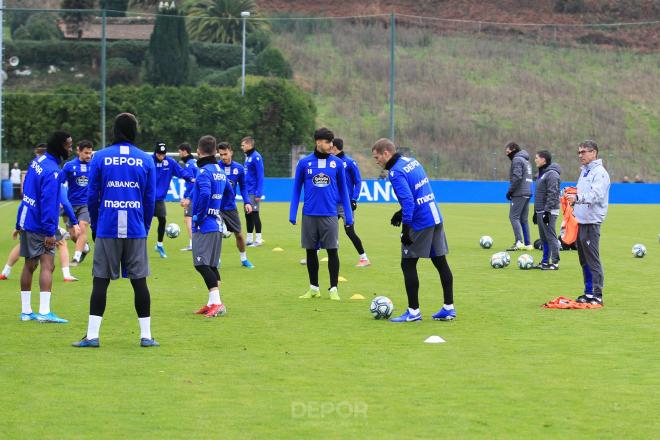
[61,0,96,39]
[145,2,191,86]
[185,0,267,44]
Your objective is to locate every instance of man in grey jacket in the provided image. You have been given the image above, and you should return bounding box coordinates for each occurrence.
[565,140,610,305]
[532,151,561,270]
[505,142,533,251]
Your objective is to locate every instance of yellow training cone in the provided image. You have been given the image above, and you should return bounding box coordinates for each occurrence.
[272,247,284,252]
[350,294,365,300]
[338,276,348,282]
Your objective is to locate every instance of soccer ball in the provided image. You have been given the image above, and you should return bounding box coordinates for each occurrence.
[479,235,493,249]
[165,223,180,239]
[632,244,646,258]
[490,251,510,269]
[517,254,534,270]
[222,230,233,239]
[370,296,394,320]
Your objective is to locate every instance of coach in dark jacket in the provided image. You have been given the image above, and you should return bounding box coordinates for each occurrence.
[505,142,533,250]
[532,150,561,269]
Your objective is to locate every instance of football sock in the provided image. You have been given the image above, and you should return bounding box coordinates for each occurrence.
[306,248,319,286]
[83,243,90,253]
[90,277,110,316]
[239,251,247,262]
[310,285,320,291]
[431,256,454,306]
[327,248,339,288]
[87,315,102,339]
[359,253,368,260]
[189,240,192,248]
[21,291,31,314]
[157,242,163,247]
[208,288,221,306]
[74,251,82,261]
[131,278,151,318]
[62,266,72,278]
[256,233,262,242]
[138,317,151,339]
[39,291,51,315]
[247,232,254,243]
[401,258,420,309]
[444,304,454,310]
[3,264,12,277]
[408,307,420,315]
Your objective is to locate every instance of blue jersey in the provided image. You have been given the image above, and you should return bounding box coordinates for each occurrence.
[220,160,250,211]
[244,149,264,197]
[152,155,193,201]
[191,161,230,233]
[182,157,198,200]
[16,152,63,236]
[59,184,78,226]
[388,155,443,231]
[61,157,91,206]
[87,143,157,239]
[289,152,353,225]
[337,152,362,201]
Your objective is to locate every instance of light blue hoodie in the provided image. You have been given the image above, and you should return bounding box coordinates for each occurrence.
[574,158,610,224]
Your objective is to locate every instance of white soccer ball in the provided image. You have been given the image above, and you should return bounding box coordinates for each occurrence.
[490,251,510,269]
[370,296,394,320]
[165,223,180,239]
[517,254,534,270]
[632,243,646,258]
[479,235,493,249]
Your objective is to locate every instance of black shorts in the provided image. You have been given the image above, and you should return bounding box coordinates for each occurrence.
[154,200,167,218]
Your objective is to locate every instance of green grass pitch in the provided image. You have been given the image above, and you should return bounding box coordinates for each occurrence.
[1,201,659,438]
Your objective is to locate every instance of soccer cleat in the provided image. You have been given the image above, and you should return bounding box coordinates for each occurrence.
[72,337,100,348]
[253,240,264,247]
[78,249,89,264]
[64,276,79,282]
[389,310,422,323]
[524,244,534,251]
[506,241,525,251]
[204,303,226,318]
[355,258,371,268]
[154,245,167,258]
[299,289,321,299]
[246,241,254,247]
[194,305,211,315]
[542,263,559,271]
[432,307,456,321]
[140,338,160,347]
[328,287,340,301]
[0,274,8,280]
[36,312,68,324]
[20,312,38,321]
[299,258,307,265]
[241,260,255,269]
[576,294,602,305]
[180,246,192,251]
[69,259,79,267]
[532,262,548,270]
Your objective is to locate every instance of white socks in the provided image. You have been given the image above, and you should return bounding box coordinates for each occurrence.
[444,304,454,310]
[157,242,163,247]
[62,266,71,278]
[39,292,51,315]
[83,243,90,253]
[239,252,247,262]
[87,315,103,339]
[256,233,262,242]
[189,240,192,247]
[207,289,221,306]
[359,253,368,260]
[2,264,12,277]
[247,233,254,243]
[408,307,420,315]
[21,291,32,314]
[310,285,319,291]
[138,317,151,339]
[74,251,82,261]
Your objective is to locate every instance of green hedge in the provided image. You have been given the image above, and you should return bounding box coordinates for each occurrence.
[4,79,316,176]
[4,40,254,69]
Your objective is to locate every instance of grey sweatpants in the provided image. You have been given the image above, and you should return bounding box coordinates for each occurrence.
[537,212,560,264]
[509,196,530,244]
[576,224,604,296]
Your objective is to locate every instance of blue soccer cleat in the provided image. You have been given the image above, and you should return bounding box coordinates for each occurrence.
[20,312,38,321]
[432,307,457,321]
[389,309,422,323]
[72,337,100,348]
[140,338,160,347]
[241,260,255,269]
[154,245,167,258]
[36,312,68,324]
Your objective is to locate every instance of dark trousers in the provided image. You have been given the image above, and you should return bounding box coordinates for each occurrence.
[576,224,603,296]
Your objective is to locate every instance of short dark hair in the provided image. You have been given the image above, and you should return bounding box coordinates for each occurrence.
[198,135,217,155]
[34,143,47,156]
[77,140,93,151]
[372,138,396,154]
[536,150,552,164]
[332,138,344,150]
[47,131,71,150]
[314,127,334,142]
[505,142,520,153]
[178,142,192,154]
[579,140,599,154]
[113,112,138,144]
[241,136,254,146]
[218,141,232,151]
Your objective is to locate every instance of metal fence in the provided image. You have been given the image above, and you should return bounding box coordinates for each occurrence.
[1,5,658,181]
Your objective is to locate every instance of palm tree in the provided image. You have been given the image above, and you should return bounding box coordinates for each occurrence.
[184,0,266,44]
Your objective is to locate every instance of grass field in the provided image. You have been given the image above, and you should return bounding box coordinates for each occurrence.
[1,201,659,438]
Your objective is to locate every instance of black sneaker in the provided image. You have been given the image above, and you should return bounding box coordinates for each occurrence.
[542,263,559,270]
[532,262,549,269]
[576,294,602,305]
[70,258,81,267]
[78,250,88,264]
[506,241,524,251]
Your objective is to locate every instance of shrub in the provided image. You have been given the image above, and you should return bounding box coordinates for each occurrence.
[15,13,63,41]
[108,40,149,65]
[106,57,137,86]
[189,42,252,69]
[203,65,257,87]
[255,46,293,79]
